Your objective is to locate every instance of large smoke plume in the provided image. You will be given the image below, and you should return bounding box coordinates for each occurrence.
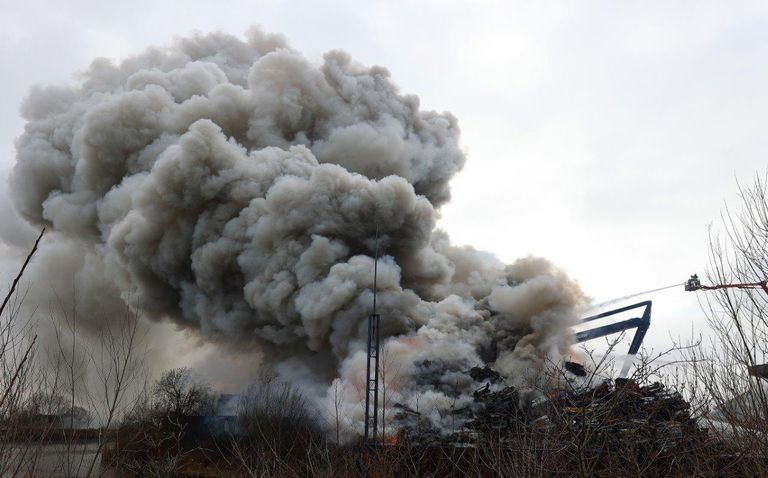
[9,28,587,439]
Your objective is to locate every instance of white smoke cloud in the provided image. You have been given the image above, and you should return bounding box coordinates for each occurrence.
[8,27,588,438]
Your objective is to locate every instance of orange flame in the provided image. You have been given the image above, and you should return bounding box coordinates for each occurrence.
[565,347,582,364]
[399,335,421,347]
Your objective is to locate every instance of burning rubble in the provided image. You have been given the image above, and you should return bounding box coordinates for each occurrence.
[395,363,708,452]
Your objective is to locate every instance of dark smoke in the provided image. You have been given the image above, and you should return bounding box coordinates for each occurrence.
[9,27,587,440]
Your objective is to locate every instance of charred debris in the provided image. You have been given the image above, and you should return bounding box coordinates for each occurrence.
[390,300,708,449]
[394,364,707,450]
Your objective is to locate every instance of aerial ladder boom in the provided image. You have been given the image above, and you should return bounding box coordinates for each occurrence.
[685,274,768,379]
[684,274,768,294]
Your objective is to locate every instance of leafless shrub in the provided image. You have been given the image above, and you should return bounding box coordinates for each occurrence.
[212,371,321,476]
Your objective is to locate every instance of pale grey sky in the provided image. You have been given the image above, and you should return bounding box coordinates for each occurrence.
[2,0,768,354]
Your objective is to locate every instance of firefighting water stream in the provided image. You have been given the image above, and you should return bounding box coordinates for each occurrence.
[9,28,590,440]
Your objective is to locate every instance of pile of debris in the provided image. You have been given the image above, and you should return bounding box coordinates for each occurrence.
[467,374,708,450]
[395,366,709,451]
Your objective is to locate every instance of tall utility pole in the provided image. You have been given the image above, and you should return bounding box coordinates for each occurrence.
[363,225,381,445]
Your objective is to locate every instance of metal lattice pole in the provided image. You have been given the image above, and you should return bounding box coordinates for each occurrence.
[363,225,380,444]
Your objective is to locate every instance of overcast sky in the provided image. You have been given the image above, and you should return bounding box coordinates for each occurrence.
[2,0,768,355]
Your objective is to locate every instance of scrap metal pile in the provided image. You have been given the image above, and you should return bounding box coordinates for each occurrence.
[396,366,709,450]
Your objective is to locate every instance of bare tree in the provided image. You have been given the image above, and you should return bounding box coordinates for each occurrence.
[152,367,214,417]
[81,304,147,477]
[330,378,344,444]
[35,289,149,477]
[378,342,405,443]
[0,229,45,476]
[682,174,768,468]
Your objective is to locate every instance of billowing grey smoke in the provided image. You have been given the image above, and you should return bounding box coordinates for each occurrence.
[10,28,587,440]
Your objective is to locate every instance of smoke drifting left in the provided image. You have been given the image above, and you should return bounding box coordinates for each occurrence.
[6,27,587,438]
